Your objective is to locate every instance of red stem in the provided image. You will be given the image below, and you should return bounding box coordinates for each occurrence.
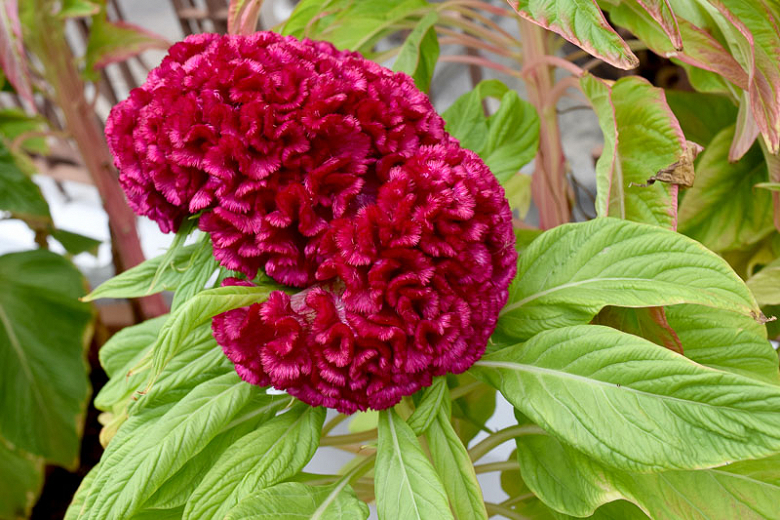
[518,20,571,228]
[31,1,168,320]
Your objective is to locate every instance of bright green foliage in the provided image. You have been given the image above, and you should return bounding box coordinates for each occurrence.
[393,11,439,92]
[0,141,50,222]
[406,376,447,435]
[473,325,780,472]
[582,75,685,227]
[748,257,780,305]
[443,79,539,183]
[515,431,780,520]
[375,409,454,520]
[223,482,369,520]
[497,218,758,342]
[184,404,325,519]
[424,391,488,520]
[0,249,92,468]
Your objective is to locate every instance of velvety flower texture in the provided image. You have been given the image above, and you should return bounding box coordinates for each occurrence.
[106,32,517,413]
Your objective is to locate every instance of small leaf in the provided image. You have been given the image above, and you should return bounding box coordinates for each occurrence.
[223,482,369,520]
[58,0,100,18]
[83,243,199,301]
[473,325,780,472]
[581,75,685,226]
[406,377,447,436]
[375,408,454,520]
[443,79,539,183]
[497,218,759,342]
[634,0,682,49]
[508,0,638,69]
[755,182,780,192]
[184,404,326,520]
[425,393,488,520]
[51,228,101,256]
[0,250,92,467]
[393,11,438,92]
[84,8,170,80]
[678,125,774,253]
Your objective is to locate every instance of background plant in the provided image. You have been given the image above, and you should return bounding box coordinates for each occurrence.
[2,0,779,518]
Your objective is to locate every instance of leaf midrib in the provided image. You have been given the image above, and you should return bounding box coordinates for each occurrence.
[387,411,423,520]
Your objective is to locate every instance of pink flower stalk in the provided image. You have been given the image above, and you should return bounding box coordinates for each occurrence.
[107,32,517,413]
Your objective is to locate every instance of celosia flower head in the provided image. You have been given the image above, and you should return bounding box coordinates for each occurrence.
[107,32,517,413]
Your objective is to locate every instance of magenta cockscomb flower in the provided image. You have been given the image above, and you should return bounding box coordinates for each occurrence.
[107,32,517,413]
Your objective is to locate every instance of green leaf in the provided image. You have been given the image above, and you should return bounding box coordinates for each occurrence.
[503,172,532,217]
[425,392,488,520]
[496,218,759,342]
[65,462,100,520]
[581,75,684,226]
[79,372,260,520]
[508,0,638,69]
[223,482,369,520]
[99,316,167,379]
[472,325,780,472]
[375,408,454,520]
[406,377,447,436]
[702,0,780,153]
[443,79,539,183]
[606,1,749,92]
[51,228,102,256]
[83,243,199,301]
[0,0,34,105]
[633,0,682,49]
[58,0,101,18]
[748,257,780,306]
[0,249,92,467]
[515,431,780,520]
[184,404,326,520]
[140,393,289,511]
[147,284,275,385]
[170,239,220,311]
[393,11,438,92]
[0,439,43,520]
[280,0,351,39]
[348,411,378,433]
[664,90,738,146]
[84,7,169,80]
[679,126,774,252]
[0,140,50,222]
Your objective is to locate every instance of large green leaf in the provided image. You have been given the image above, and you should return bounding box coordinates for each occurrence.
[392,11,438,92]
[0,439,43,520]
[496,218,759,342]
[83,243,200,301]
[581,75,684,226]
[679,126,774,252]
[77,372,259,520]
[425,392,488,520]
[147,283,275,385]
[223,482,369,520]
[442,79,539,183]
[0,249,92,467]
[375,409,453,520]
[472,325,780,472]
[407,376,447,436]
[515,430,780,520]
[508,0,638,69]
[184,404,325,520]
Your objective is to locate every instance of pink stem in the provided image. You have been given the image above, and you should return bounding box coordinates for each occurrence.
[439,55,523,78]
[521,55,584,78]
